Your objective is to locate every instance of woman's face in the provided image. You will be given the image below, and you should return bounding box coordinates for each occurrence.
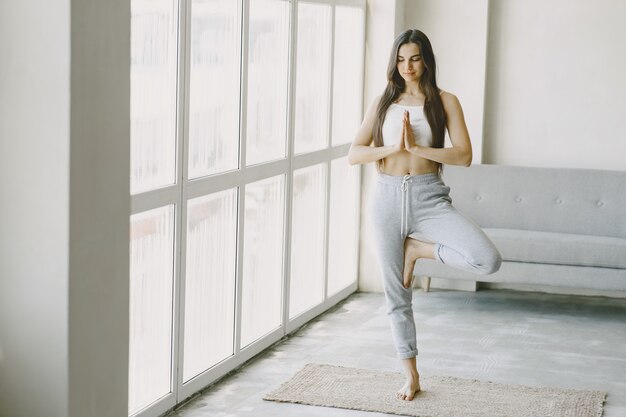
[396,42,424,82]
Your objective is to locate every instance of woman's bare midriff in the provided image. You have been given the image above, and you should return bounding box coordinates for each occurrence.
[381,151,438,176]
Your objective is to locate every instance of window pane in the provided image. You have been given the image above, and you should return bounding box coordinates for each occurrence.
[241,175,285,348]
[188,0,240,179]
[129,205,175,415]
[130,0,178,194]
[245,0,290,166]
[331,5,365,146]
[290,163,326,318]
[183,189,238,382]
[294,2,331,154]
[328,157,359,296]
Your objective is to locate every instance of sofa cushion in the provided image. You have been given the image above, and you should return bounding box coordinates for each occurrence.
[441,164,626,240]
[484,228,626,269]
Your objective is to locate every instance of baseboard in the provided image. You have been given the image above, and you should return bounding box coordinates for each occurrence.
[479,281,626,298]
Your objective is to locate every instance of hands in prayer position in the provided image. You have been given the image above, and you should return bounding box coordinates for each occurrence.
[395,110,420,154]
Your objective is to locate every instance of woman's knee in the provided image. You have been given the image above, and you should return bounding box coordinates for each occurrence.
[473,248,502,275]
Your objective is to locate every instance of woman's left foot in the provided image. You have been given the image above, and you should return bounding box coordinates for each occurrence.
[403,238,421,288]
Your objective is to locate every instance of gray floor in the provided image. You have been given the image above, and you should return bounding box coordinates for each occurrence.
[166,288,626,417]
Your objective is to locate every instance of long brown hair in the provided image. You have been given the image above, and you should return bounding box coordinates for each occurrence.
[372,29,446,174]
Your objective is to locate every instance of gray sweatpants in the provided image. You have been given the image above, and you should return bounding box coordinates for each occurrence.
[368,171,502,359]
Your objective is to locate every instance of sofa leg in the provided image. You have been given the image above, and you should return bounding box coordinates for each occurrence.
[422,276,431,292]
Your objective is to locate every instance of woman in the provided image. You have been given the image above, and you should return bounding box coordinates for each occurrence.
[347,29,502,401]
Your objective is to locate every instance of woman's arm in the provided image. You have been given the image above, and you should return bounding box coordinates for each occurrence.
[348,95,404,165]
[404,91,472,167]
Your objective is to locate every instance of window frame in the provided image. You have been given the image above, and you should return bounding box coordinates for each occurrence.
[129,0,365,415]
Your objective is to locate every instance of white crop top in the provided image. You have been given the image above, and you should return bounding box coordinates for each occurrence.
[381,103,433,147]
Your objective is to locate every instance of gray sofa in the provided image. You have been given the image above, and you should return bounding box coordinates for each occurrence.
[413,164,626,292]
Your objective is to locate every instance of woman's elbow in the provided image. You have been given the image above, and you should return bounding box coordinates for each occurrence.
[347,147,360,165]
[460,149,472,167]
[347,151,356,165]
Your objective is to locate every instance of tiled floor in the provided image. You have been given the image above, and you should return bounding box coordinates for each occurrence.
[166,288,626,417]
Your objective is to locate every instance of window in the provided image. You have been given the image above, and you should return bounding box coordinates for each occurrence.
[129,1,365,416]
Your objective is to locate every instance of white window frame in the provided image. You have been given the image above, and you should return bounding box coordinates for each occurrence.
[129,0,365,415]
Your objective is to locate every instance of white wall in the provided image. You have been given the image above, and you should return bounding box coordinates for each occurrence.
[404,0,489,162]
[483,0,626,170]
[0,2,71,416]
[68,1,130,416]
[0,1,130,416]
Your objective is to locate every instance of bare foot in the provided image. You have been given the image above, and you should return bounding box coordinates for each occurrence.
[403,238,436,288]
[396,374,421,401]
[403,238,420,288]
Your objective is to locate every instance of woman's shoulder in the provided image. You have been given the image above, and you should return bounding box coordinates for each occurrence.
[362,94,384,122]
[438,89,461,107]
[366,94,383,111]
[438,89,454,99]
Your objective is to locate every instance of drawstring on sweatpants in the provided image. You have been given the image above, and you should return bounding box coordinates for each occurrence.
[400,174,412,236]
